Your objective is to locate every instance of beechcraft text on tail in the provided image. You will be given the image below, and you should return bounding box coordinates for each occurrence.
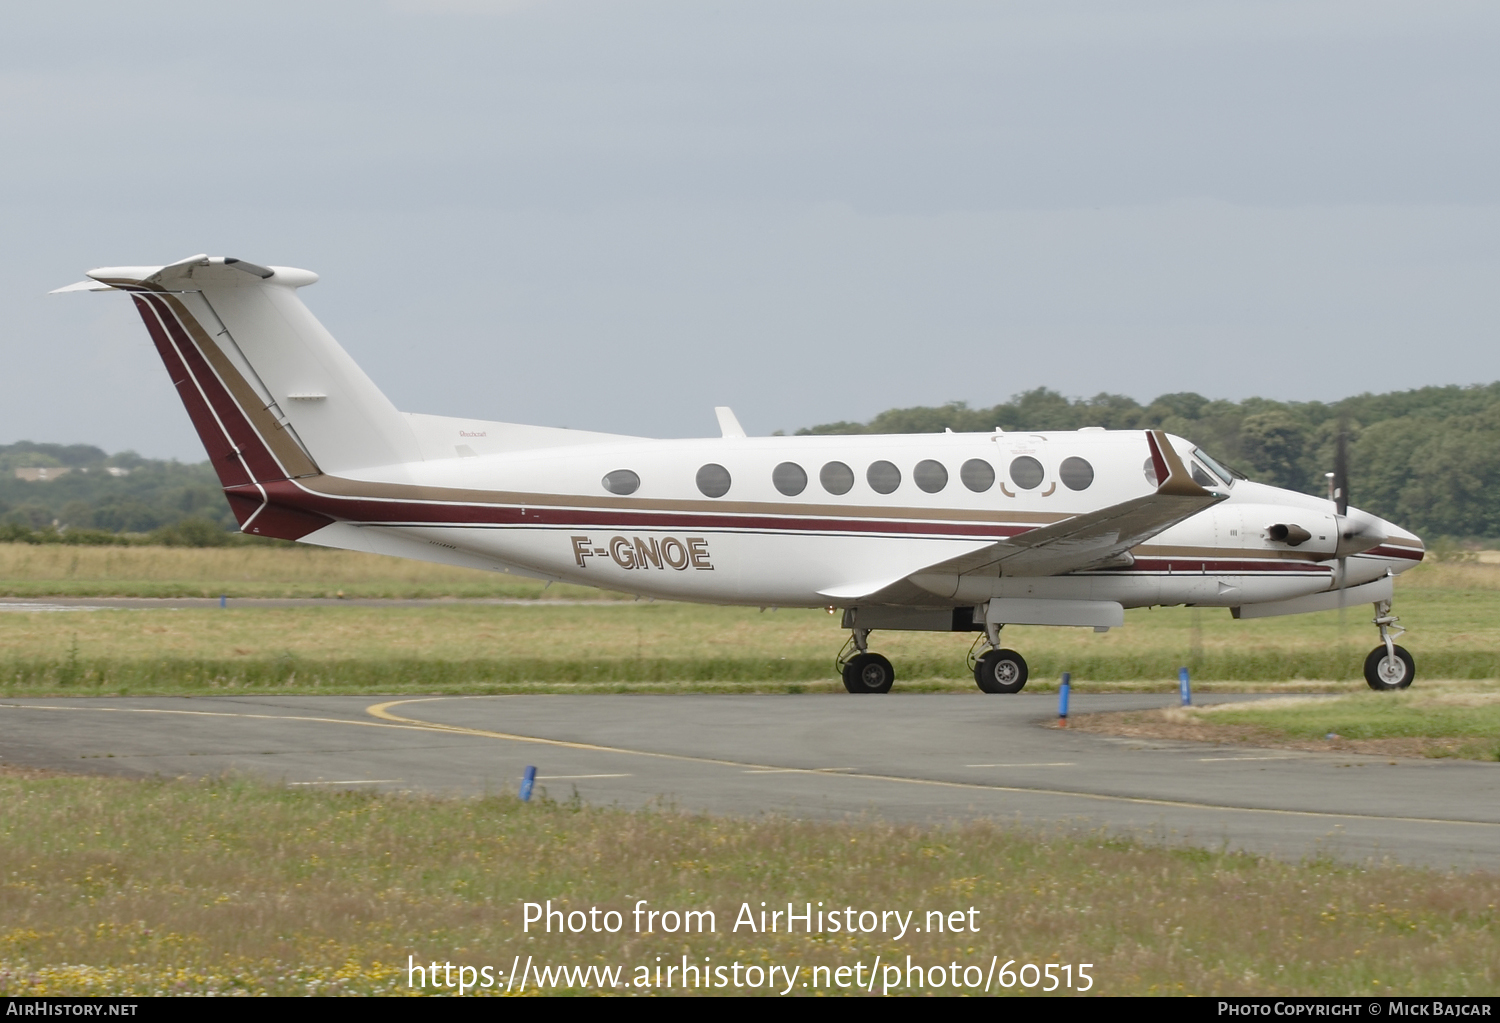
[54,255,1425,693]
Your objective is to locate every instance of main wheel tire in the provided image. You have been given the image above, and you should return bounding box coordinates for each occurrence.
[842,652,895,693]
[1364,644,1415,691]
[974,648,1029,694]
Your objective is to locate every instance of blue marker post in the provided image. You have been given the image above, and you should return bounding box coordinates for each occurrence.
[219,594,226,609]
[519,765,536,802]
[1179,666,1192,707]
[1058,672,1071,727]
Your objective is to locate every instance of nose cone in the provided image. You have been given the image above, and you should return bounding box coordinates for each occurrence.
[1359,509,1424,568]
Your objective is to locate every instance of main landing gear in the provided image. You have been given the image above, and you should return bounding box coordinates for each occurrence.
[1364,599,1415,691]
[837,629,895,693]
[835,620,1031,695]
[970,620,1028,694]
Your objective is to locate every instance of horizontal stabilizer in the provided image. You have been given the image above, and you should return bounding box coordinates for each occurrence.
[50,279,118,294]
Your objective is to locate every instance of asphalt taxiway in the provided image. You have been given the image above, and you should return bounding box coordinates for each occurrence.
[2,692,1496,870]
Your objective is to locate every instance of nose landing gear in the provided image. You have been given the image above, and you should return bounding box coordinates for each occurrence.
[837,628,895,693]
[1364,599,1414,691]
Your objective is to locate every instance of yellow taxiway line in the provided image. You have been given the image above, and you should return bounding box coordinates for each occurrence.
[2,696,1496,830]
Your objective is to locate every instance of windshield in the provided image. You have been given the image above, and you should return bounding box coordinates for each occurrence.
[1191,448,1244,487]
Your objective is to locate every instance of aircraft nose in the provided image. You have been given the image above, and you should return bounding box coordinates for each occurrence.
[1371,515,1425,564]
[1335,506,1387,558]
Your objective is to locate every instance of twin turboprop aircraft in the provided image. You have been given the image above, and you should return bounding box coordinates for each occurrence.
[55,256,1425,693]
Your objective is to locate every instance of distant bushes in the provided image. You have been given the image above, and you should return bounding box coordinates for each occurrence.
[0,517,272,549]
[7,380,1500,549]
[0,441,235,538]
[798,382,1500,544]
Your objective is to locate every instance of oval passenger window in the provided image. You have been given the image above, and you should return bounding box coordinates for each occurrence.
[960,458,995,493]
[1009,456,1044,490]
[1060,456,1094,491]
[696,463,732,498]
[602,469,640,496]
[820,461,855,495]
[866,460,901,495]
[913,459,948,494]
[772,462,808,496]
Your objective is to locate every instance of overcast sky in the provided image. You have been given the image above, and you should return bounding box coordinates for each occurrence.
[5,0,1499,459]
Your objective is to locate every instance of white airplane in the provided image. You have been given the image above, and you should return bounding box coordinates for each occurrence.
[55,255,1425,693]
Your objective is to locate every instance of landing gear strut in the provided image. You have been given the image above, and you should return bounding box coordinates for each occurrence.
[837,628,895,693]
[970,621,1029,694]
[1364,599,1414,691]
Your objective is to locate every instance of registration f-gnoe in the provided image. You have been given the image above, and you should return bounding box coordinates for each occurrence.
[55,256,1425,693]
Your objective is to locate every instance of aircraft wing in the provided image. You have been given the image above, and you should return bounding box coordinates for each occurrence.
[922,430,1225,580]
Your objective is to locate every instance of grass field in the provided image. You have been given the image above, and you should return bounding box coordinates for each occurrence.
[0,542,616,600]
[1069,690,1500,761]
[0,767,1495,997]
[1,583,1498,696]
[1,543,1498,698]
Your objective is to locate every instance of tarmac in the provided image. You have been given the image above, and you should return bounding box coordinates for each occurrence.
[2,691,1496,871]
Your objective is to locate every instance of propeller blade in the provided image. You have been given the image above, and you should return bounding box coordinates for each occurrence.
[1333,418,1349,517]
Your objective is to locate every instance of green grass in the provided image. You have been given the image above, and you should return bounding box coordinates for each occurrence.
[1183,691,1500,760]
[1068,688,1500,761]
[0,542,619,600]
[1204,693,1500,742]
[1,769,1496,997]
[4,546,1500,695]
[2,583,1500,696]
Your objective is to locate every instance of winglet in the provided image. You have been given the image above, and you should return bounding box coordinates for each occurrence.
[1146,430,1212,497]
[715,407,747,439]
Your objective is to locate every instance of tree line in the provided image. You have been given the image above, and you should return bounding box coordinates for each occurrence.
[0,442,241,546]
[797,383,1500,542]
[3,380,1497,546]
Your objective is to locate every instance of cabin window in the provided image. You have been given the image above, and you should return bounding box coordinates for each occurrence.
[820,461,854,495]
[914,459,948,494]
[602,469,640,496]
[867,460,902,495]
[772,461,808,496]
[961,458,995,492]
[696,463,732,498]
[1060,456,1094,491]
[1009,456,1044,490]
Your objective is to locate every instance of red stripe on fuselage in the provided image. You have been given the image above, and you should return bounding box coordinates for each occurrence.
[1124,559,1331,574]
[255,479,1033,539]
[1365,544,1424,561]
[255,480,1392,574]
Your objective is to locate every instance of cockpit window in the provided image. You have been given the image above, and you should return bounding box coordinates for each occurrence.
[1189,461,1219,488]
[1191,448,1243,487]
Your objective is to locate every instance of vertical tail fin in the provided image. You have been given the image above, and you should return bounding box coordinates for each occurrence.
[73,255,422,538]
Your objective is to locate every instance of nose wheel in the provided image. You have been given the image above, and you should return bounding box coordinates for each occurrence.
[1364,644,1414,690]
[1364,599,1415,691]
